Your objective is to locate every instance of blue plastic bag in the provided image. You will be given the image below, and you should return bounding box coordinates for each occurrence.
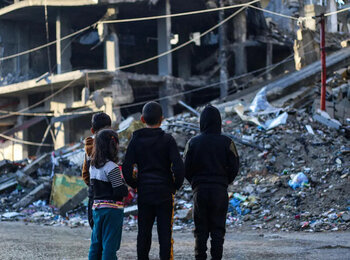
[288,172,309,190]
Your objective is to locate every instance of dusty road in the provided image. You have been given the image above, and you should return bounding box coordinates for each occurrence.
[0,222,350,260]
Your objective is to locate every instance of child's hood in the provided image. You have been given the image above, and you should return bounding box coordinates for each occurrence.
[200,105,222,134]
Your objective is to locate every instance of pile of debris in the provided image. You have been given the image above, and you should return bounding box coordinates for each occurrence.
[158,66,350,232]
[0,144,90,227]
[1,66,350,233]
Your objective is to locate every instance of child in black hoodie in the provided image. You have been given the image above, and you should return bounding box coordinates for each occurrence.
[184,105,239,260]
[123,101,185,260]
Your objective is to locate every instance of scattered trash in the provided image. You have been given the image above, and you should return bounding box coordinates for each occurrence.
[288,172,309,190]
[249,87,281,114]
[305,125,315,135]
[233,193,247,201]
[264,112,288,130]
[1,212,22,219]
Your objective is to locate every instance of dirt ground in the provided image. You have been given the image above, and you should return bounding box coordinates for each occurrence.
[0,222,350,260]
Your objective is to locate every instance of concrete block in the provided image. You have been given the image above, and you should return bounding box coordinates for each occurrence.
[59,187,88,216]
[13,182,50,209]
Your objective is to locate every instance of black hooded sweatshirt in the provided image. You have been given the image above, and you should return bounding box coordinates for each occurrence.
[123,127,185,204]
[184,105,239,190]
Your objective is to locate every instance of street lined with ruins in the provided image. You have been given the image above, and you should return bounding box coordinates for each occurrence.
[0,0,350,259]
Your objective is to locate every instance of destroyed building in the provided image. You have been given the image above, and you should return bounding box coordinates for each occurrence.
[0,0,349,162]
[0,0,287,160]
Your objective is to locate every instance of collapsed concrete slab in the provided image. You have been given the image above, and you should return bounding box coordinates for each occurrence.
[59,187,88,216]
[16,170,38,188]
[13,182,50,209]
[20,153,50,176]
[0,177,17,193]
[313,109,342,129]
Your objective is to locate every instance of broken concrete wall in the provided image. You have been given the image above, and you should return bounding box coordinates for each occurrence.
[304,4,326,31]
[294,29,320,71]
[0,20,29,85]
[0,20,49,86]
[0,140,21,161]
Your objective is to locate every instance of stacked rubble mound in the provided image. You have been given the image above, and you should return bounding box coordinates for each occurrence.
[162,108,350,232]
[1,67,350,232]
[161,66,350,232]
[0,145,89,227]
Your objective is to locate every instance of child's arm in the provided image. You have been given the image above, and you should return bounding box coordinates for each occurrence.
[122,137,138,189]
[107,166,129,199]
[227,140,240,184]
[82,137,93,186]
[82,154,90,186]
[183,139,193,184]
[169,136,185,190]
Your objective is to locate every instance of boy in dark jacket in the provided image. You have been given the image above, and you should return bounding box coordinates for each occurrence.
[123,101,185,260]
[184,105,239,260]
[82,112,112,228]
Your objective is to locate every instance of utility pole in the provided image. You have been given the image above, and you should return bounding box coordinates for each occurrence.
[320,14,326,111]
[157,0,173,117]
[218,0,228,100]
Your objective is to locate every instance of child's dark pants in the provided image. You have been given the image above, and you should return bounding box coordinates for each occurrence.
[193,185,228,260]
[88,197,94,229]
[137,198,174,260]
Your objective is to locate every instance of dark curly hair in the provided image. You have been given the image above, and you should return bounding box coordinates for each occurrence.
[91,129,119,169]
[142,101,163,126]
[91,112,111,132]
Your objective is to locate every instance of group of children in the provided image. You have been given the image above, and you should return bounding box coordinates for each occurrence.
[82,101,239,260]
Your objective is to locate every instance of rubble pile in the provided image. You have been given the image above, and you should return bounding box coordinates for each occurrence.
[1,67,350,233]
[161,107,350,232]
[0,145,88,227]
[161,69,350,232]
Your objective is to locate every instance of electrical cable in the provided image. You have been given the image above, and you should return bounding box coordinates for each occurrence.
[0,133,53,147]
[0,78,79,119]
[0,0,258,62]
[118,42,318,109]
[0,1,346,63]
[0,109,101,117]
[0,23,96,62]
[227,40,315,95]
[102,0,259,24]
[116,5,248,70]
[248,4,299,20]
[325,5,350,16]
[1,1,344,63]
